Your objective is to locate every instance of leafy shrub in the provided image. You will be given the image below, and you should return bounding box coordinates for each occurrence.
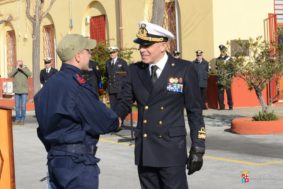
[252,111,278,121]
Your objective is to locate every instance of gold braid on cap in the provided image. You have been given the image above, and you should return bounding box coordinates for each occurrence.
[136,24,166,42]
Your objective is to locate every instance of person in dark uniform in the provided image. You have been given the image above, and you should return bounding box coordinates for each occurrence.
[173,50,181,59]
[39,57,58,85]
[215,44,233,110]
[105,46,129,109]
[115,21,206,189]
[81,60,102,94]
[193,50,209,109]
[34,34,120,189]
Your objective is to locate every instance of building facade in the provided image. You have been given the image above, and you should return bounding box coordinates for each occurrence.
[1,0,280,106]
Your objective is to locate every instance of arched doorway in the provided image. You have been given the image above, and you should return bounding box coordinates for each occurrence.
[84,1,107,44]
[42,14,56,67]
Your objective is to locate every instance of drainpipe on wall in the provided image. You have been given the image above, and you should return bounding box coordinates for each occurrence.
[175,0,180,52]
[118,0,124,49]
[69,0,73,31]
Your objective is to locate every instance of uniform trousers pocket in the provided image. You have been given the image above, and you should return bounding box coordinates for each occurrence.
[48,156,100,189]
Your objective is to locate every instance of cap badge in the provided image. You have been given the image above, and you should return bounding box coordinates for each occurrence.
[136,23,165,42]
[136,24,148,39]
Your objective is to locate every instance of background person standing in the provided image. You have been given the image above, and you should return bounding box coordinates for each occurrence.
[82,60,102,95]
[215,44,234,110]
[193,50,209,109]
[105,46,129,109]
[173,50,181,58]
[40,57,58,85]
[8,60,31,125]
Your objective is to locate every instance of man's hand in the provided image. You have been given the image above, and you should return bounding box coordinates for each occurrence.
[187,146,205,175]
[114,117,123,132]
[118,117,122,128]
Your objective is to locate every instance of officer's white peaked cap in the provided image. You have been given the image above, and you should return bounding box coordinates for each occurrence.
[43,57,52,64]
[108,46,119,53]
[134,21,175,45]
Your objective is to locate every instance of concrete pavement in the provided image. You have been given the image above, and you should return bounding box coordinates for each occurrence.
[12,106,283,189]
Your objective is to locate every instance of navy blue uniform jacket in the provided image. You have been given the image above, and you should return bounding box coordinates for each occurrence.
[115,54,205,167]
[40,67,58,85]
[82,60,102,94]
[193,59,209,88]
[34,64,118,159]
[105,58,129,94]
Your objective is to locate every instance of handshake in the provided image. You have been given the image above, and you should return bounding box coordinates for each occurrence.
[114,117,123,132]
[187,146,205,175]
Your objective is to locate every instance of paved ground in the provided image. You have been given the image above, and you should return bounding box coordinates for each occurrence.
[12,106,283,189]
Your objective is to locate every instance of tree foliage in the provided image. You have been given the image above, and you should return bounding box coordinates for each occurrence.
[215,57,237,87]
[231,36,283,113]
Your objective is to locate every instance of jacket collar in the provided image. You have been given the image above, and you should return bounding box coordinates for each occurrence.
[60,63,82,75]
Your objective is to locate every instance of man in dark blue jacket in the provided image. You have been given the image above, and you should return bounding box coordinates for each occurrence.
[105,46,129,109]
[39,57,58,85]
[34,34,119,189]
[115,21,206,189]
[82,60,102,94]
[193,50,209,109]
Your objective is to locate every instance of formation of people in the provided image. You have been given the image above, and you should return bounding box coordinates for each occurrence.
[7,20,237,188]
[175,46,234,111]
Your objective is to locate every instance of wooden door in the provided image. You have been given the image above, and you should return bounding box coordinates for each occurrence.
[90,15,106,44]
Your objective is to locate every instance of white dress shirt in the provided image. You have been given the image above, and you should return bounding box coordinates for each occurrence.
[46,68,51,73]
[149,53,168,78]
[111,57,118,65]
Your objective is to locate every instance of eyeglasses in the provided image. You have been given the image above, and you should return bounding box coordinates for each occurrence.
[85,49,92,54]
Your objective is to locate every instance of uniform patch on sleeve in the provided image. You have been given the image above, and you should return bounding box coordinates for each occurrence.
[75,74,86,85]
[198,127,206,140]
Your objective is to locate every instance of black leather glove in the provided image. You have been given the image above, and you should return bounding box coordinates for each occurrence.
[187,146,205,175]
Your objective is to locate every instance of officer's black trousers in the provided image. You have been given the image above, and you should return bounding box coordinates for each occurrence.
[217,84,233,109]
[138,165,188,189]
[109,93,118,109]
[48,156,100,189]
[200,87,207,109]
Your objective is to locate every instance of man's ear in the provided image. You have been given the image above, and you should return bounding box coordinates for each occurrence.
[160,42,168,53]
[74,53,81,63]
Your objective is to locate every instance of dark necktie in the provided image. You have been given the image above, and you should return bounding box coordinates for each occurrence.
[151,65,158,84]
[110,60,115,71]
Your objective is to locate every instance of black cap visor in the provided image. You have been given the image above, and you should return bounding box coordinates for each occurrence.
[133,38,157,46]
